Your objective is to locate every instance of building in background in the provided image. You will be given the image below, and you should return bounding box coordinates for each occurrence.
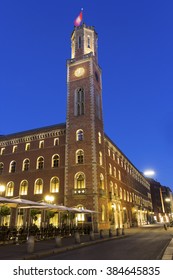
[147,178,173,223]
[0,23,153,231]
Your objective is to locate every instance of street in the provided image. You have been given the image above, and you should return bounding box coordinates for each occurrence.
[40,225,173,260]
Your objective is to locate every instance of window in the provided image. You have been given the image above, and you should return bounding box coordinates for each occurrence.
[119,187,122,199]
[52,154,60,168]
[124,190,126,201]
[13,145,17,153]
[99,152,103,165]
[118,170,121,181]
[127,191,130,202]
[50,177,59,193]
[114,183,118,196]
[20,180,28,195]
[23,159,30,171]
[25,143,30,151]
[87,35,91,48]
[39,140,44,149]
[76,205,85,222]
[98,132,101,144]
[78,36,82,48]
[34,178,43,194]
[74,172,85,189]
[76,150,84,164]
[37,157,44,169]
[110,181,113,195]
[109,163,112,175]
[6,181,14,197]
[113,167,116,177]
[108,148,110,156]
[76,129,84,141]
[0,162,4,174]
[9,161,16,173]
[54,138,59,146]
[100,173,104,189]
[0,148,5,155]
[74,88,85,116]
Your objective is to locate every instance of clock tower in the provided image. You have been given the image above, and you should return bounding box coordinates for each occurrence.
[65,23,108,231]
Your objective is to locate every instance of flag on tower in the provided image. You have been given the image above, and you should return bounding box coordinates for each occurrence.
[74,10,83,27]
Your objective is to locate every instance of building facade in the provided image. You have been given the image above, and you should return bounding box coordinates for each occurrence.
[0,23,153,231]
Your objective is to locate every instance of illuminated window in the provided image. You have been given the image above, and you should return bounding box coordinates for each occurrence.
[99,152,103,165]
[113,167,116,177]
[109,163,112,175]
[25,143,30,151]
[118,170,121,181]
[54,138,59,146]
[114,183,118,196]
[76,129,84,141]
[34,178,43,194]
[76,150,84,164]
[113,153,115,160]
[39,140,44,149]
[76,205,85,222]
[74,172,85,189]
[20,180,28,195]
[9,161,16,173]
[127,191,130,202]
[12,145,17,153]
[119,187,122,199]
[0,162,4,174]
[74,88,85,116]
[100,173,104,189]
[98,132,101,144]
[50,177,59,193]
[37,157,44,169]
[124,190,126,201]
[52,154,60,167]
[23,159,30,171]
[6,181,14,197]
[0,148,5,155]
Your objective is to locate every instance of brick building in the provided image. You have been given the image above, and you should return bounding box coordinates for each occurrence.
[0,23,152,231]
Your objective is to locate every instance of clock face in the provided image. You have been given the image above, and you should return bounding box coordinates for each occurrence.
[74,67,85,77]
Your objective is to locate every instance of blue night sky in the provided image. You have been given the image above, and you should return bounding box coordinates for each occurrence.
[0,1,173,190]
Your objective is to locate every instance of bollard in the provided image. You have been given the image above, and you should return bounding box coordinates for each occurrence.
[74,232,80,244]
[116,228,120,236]
[55,236,62,247]
[27,236,35,253]
[109,229,113,237]
[89,231,95,241]
[122,227,125,235]
[100,229,104,239]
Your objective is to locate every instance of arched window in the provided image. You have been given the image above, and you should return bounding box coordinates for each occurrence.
[37,157,44,169]
[54,138,59,146]
[0,162,4,174]
[9,161,16,173]
[74,88,85,116]
[109,163,112,175]
[20,180,28,195]
[119,187,122,199]
[110,181,113,195]
[74,172,85,189]
[34,178,43,194]
[99,152,103,165]
[23,159,30,171]
[76,129,84,141]
[100,173,104,189]
[113,167,116,177]
[124,189,126,201]
[6,181,14,197]
[52,154,60,168]
[76,150,84,164]
[50,177,59,193]
[114,183,118,196]
[98,132,101,144]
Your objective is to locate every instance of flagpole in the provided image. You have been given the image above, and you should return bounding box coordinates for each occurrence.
[81,8,83,24]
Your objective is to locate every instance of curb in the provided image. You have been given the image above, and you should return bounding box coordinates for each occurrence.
[20,235,127,260]
[162,238,173,260]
